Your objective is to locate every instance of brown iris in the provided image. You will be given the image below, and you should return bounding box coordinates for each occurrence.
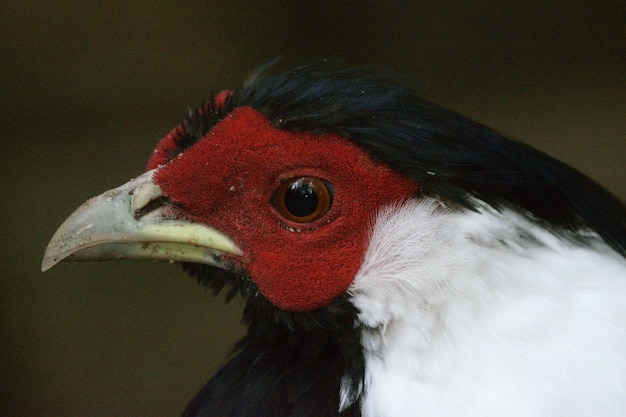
[272,177,333,223]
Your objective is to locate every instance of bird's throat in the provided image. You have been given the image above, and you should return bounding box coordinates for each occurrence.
[183,295,365,417]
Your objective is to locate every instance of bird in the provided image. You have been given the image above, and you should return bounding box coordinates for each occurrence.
[43,60,626,417]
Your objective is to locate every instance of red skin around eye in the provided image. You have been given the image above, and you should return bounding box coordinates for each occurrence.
[152,106,418,311]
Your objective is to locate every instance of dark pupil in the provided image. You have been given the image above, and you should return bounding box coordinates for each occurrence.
[284,180,318,217]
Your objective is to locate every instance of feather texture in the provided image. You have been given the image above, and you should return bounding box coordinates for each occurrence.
[351,198,626,416]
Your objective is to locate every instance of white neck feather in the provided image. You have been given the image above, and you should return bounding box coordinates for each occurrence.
[347,197,626,417]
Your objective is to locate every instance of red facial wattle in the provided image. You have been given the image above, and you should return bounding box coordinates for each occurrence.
[150,106,419,311]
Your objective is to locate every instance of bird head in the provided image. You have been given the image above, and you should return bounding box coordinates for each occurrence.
[43,62,625,310]
[42,76,419,312]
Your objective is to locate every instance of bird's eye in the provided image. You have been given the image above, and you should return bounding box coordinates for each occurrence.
[272,177,333,223]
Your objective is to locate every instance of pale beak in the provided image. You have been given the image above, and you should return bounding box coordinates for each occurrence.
[42,169,241,272]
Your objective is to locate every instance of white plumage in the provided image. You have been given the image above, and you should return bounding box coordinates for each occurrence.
[350,198,626,416]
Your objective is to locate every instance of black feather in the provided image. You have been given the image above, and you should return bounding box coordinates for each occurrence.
[181,264,363,417]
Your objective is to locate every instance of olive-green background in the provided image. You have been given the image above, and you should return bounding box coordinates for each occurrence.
[2,1,624,416]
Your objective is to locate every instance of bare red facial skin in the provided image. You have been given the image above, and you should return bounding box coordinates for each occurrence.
[149,106,418,311]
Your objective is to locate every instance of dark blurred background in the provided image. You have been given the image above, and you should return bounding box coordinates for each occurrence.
[1,1,624,415]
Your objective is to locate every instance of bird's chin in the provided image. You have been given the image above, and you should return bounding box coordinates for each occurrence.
[181,261,259,300]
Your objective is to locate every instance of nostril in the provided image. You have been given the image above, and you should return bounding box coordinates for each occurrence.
[131,182,166,220]
[134,196,169,220]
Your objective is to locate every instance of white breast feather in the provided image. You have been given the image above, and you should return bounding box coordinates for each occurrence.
[347,198,626,417]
